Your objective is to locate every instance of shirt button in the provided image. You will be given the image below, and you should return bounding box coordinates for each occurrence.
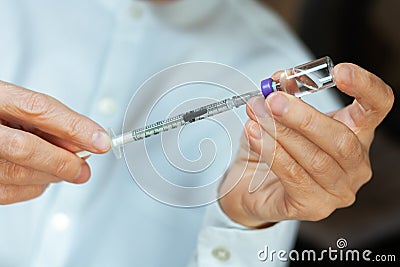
[51,212,70,231]
[212,246,231,262]
[130,5,143,20]
[98,97,117,115]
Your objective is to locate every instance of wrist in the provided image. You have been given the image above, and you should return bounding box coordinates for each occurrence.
[218,191,276,229]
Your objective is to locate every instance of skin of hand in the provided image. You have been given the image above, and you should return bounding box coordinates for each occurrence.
[0,81,110,204]
[219,63,395,228]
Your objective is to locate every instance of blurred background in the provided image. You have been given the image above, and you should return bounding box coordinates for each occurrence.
[263,0,399,265]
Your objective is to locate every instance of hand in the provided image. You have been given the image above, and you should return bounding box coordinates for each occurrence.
[219,63,394,228]
[0,81,110,204]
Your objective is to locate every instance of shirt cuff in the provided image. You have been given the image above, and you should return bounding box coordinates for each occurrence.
[194,201,299,267]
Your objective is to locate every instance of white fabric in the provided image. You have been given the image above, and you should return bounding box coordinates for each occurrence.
[0,0,342,266]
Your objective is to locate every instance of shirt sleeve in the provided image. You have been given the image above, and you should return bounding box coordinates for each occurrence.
[188,201,299,267]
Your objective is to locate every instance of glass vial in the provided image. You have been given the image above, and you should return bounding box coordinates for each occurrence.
[261,56,336,98]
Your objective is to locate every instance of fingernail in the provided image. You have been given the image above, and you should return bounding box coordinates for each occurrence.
[249,97,270,118]
[75,164,90,183]
[336,64,354,85]
[92,130,111,151]
[267,92,289,116]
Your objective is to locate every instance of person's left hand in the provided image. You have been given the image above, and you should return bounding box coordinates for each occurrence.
[219,63,394,228]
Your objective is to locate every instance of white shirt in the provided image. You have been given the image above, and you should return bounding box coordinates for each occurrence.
[0,0,342,266]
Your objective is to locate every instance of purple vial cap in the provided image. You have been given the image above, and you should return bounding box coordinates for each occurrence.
[261,78,273,98]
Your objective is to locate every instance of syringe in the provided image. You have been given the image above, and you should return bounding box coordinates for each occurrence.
[77,56,335,159]
[109,89,263,158]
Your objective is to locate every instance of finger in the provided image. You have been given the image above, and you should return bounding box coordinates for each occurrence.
[3,124,89,158]
[248,96,352,192]
[244,120,276,192]
[334,63,394,127]
[265,92,369,175]
[0,125,91,184]
[264,120,358,201]
[0,159,61,185]
[246,97,276,164]
[250,122,328,203]
[0,183,48,205]
[270,71,283,81]
[31,128,83,152]
[0,81,110,153]
[247,98,316,192]
[246,121,351,221]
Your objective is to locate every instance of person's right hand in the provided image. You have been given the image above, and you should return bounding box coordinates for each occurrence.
[0,81,110,204]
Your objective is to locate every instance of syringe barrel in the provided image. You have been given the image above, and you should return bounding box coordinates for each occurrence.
[261,56,335,98]
[86,56,339,160]
[231,90,263,108]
